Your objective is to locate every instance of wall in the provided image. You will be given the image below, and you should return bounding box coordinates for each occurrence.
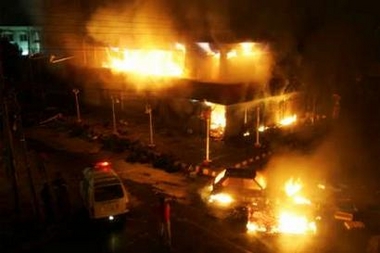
[0,26,42,55]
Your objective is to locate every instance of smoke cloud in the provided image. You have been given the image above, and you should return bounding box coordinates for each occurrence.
[87,0,178,48]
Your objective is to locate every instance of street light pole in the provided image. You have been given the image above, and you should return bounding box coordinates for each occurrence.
[145,104,155,147]
[111,96,118,134]
[244,107,248,124]
[255,105,261,147]
[201,101,212,164]
[205,115,210,163]
[72,88,81,123]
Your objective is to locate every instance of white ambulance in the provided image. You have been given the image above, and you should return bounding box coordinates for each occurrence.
[80,161,130,222]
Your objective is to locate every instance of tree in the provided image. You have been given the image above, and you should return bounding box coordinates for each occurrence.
[0,37,22,82]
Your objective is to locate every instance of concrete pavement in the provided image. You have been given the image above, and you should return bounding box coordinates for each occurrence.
[0,113,270,252]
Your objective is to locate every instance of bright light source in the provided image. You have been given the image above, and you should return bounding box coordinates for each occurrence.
[197,42,216,56]
[246,221,267,233]
[99,161,109,166]
[95,161,111,171]
[279,115,297,126]
[278,212,316,234]
[109,215,114,221]
[258,125,266,132]
[227,50,237,59]
[208,193,234,205]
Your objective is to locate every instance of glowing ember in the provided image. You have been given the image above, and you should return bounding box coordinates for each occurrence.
[103,44,186,77]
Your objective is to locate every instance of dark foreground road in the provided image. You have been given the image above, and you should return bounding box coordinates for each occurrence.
[7,140,370,253]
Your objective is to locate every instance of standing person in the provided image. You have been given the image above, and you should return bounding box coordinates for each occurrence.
[40,182,54,224]
[158,195,171,249]
[52,172,71,221]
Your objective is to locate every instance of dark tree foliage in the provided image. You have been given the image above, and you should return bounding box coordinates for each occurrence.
[0,37,22,81]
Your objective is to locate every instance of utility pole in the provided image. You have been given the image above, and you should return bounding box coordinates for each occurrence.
[72,88,81,123]
[0,58,20,218]
[145,103,155,148]
[111,96,119,135]
[1,88,20,217]
[13,93,40,219]
[205,114,211,163]
[201,101,212,164]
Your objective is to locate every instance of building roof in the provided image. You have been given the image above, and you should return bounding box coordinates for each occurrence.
[167,79,262,105]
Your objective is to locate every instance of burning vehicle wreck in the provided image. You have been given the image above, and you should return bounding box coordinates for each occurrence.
[204,168,321,235]
[206,168,266,220]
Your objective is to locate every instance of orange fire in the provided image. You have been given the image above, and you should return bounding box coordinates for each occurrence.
[247,177,317,235]
[279,114,297,126]
[284,177,311,205]
[204,101,226,138]
[278,178,316,234]
[103,43,186,77]
[196,42,272,83]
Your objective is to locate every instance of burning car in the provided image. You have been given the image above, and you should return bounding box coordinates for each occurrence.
[206,168,266,219]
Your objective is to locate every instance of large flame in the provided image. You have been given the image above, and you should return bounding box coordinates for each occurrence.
[103,43,186,77]
[278,211,317,234]
[284,177,311,205]
[278,178,316,234]
[210,104,226,130]
[204,102,226,139]
[196,42,272,83]
[247,177,316,235]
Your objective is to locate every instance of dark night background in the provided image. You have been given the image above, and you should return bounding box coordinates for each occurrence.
[3,3,380,253]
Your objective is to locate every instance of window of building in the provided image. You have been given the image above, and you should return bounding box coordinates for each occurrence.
[20,34,28,42]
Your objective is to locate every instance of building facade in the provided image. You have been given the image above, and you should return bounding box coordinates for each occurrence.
[0,26,42,56]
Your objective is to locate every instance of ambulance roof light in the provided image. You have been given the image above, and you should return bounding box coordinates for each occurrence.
[94,161,111,171]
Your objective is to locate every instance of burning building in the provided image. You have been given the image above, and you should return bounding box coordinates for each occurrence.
[160,79,307,140]
[76,41,311,140]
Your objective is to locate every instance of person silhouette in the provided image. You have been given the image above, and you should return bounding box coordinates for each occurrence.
[157,195,171,249]
[52,172,71,220]
[40,182,54,224]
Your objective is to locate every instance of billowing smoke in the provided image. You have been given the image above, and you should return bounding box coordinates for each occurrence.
[85,0,274,88]
[87,0,178,48]
[262,114,376,199]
